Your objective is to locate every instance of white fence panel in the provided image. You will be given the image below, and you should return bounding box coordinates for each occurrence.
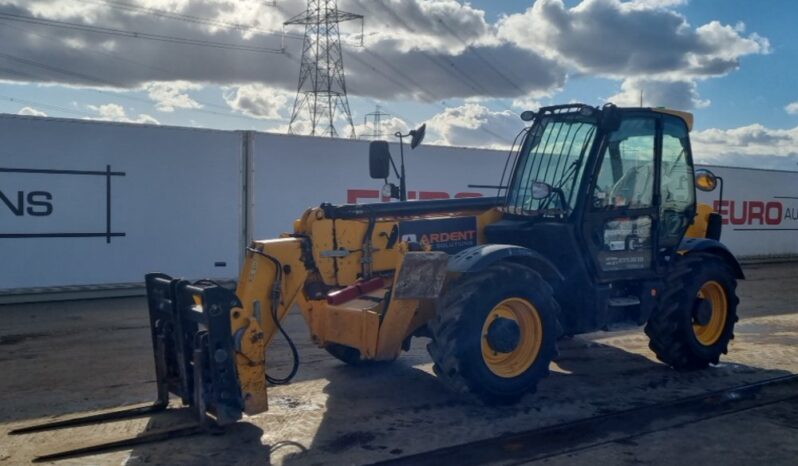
[250,132,507,239]
[2,115,797,294]
[0,116,243,290]
[696,165,798,259]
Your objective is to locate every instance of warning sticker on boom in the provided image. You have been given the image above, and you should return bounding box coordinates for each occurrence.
[398,216,478,254]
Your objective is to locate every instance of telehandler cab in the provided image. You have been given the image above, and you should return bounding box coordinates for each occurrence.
[12,104,742,459]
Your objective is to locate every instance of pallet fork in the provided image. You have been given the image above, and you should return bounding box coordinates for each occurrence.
[9,274,244,462]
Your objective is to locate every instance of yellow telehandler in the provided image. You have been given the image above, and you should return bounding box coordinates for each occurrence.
[13,103,742,460]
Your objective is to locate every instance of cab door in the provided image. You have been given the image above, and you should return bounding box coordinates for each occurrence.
[582,115,660,280]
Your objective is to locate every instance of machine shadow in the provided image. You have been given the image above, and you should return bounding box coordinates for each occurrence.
[123,416,273,466]
[280,336,793,466]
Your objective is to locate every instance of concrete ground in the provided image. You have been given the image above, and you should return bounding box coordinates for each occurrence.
[0,262,797,465]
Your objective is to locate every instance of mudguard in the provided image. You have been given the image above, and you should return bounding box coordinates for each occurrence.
[679,237,745,279]
[448,244,564,285]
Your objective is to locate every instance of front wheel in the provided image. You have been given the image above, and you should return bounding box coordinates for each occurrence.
[645,254,739,369]
[427,262,560,404]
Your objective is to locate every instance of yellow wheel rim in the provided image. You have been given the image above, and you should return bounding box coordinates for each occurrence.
[692,280,728,346]
[481,298,543,378]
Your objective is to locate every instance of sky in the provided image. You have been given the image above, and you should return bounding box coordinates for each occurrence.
[1,0,797,170]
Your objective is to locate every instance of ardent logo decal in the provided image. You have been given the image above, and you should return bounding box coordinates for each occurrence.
[398,217,478,254]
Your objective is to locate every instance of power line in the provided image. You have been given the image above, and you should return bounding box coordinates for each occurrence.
[360,49,438,103]
[0,94,95,118]
[0,11,284,54]
[344,2,515,142]
[433,17,527,96]
[0,20,291,116]
[0,50,288,124]
[0,2,517,142]
[82,0,297,39]
[351,0,517,114]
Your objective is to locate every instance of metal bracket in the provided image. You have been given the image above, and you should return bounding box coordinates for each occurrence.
[320,248,351,258]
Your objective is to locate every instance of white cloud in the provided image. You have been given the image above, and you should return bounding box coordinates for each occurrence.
[17,106,47,117]
[223,84,293,120]
[0,0,565,101]
[785,102,798,115]
[692,124,798,170]
[0,0,771,126]
[143,81,202,112]
[608,78,710,109]
[352,0,493,54]
[628,0,688,8]
[497,0,769,79]
[87,103,159,124]
[426,104,520,150]
[511,96,547,112]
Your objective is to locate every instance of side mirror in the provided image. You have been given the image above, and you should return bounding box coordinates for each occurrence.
[531,181,552,200]
[369,140,391,179]
[409,124,426,149]
[695,168,718,192]
[520,110,536,122]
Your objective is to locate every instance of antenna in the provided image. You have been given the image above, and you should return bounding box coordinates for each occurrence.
[284,1,363,138]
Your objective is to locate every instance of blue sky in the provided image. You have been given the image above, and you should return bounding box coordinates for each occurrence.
[1,1,797,169]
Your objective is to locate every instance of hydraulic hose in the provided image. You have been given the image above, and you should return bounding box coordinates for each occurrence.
[246,247,300,385]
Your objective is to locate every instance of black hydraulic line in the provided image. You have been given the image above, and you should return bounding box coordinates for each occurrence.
[245,248,300,386]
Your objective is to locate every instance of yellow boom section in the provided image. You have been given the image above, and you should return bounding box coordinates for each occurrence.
[233,238,309,416]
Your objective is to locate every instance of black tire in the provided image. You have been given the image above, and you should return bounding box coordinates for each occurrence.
[324,343,396,366]
[427,262,560,404]
[645,253,739,370]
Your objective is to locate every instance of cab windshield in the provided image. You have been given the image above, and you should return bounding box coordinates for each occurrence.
[506,116,598,214]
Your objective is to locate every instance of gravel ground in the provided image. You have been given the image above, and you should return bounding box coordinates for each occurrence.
[0,262,796,465]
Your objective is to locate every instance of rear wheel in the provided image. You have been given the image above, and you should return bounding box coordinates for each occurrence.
[645,254,739,369]
[427,262,560,404]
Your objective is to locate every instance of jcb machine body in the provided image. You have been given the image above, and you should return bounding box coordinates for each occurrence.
[13,104,742,459]
[147,103,741,424]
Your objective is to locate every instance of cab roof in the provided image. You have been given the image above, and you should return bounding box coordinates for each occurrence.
[532,103,694,132]
[651,108,694,132]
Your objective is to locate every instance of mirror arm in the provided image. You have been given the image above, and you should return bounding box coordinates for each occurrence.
[387,153,401,179]
[397,133,407,201]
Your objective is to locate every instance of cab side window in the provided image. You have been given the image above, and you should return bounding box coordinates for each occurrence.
[659,117,695,248]
[592,118,656,209]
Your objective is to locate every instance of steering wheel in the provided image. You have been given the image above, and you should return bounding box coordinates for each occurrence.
[520,186,566,212]
[661,207,687,237]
